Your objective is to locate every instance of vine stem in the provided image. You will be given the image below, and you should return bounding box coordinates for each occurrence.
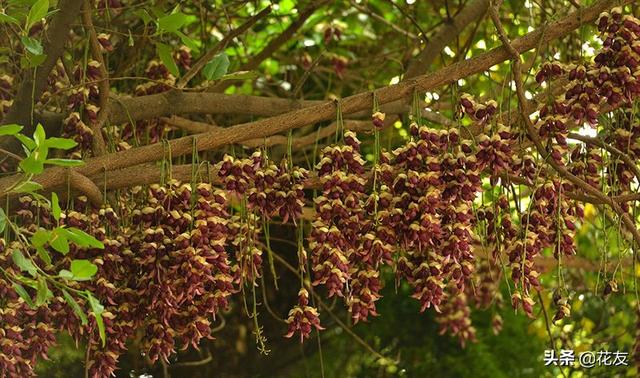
[270,248,388,362]
[0,147,23,161]
[536,290,567,378]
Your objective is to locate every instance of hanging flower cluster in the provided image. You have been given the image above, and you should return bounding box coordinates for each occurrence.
[228,212,263,286]
[468,258,504,336]
[284,288,324,342]
[569,144,602,190]
[0,239,57,377]
[435,285,477,348]
[534,7,640,165]
[373,121,481,313]
[218,151,308,222]
[0,180,238,377]
[128,180,233,365]
[310,132,366,298]
[0,74,13,117]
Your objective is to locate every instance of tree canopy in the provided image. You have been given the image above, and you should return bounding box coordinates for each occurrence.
[1,0,640,377]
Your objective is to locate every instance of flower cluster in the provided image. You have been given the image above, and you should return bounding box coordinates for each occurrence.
[310,131,367,299]
[228,212,263,286]
[0,179,239,377]
[460,94,497,124]
[218,152,309,222]
[0,74,14,116]
[569,144,602,190]
[310,131,394,323]
[436,285,477,347]
[373,122,482,312]
[0,241,57,377]
[533,8,640,165]
[284,288,324,342]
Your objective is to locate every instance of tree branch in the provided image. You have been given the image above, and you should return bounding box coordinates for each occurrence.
[81,0,108,156]
[68,169,103,207]
[106,92,431,125]
[161,115,371,148]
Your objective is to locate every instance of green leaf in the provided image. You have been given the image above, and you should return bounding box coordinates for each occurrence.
[31,229,50,247]
[0,208,5,234]
[86,292,104,314]
[26,0,48,29]
[11,180,43,193]
[220,70,258,81]
[157,11,194,33]
[70,259,98,281]
[51,192,61,221]
[13,282,35,308]
[175,30,199,53]
[30,192,48,203]
[58,269,73,279]
[21,36,43,55]
[35,276,48,306]
[0,12,19,25]
[45,158,84,167]
[0,124,23,136]
[33,123,46,146]
[86,292,106,346]
[62,289,88,325]
[14,134,36,150]
[19,154,44,174]
[134,9,153,25]
[203,53,230,80]
[156,43,180,77]
[49,230,69,254]
[11,250,37,277]
[35,246,51,266]
[61,227,104,249]
[22,52,47,68]
[44,137,77,150]
[13,274,37,288]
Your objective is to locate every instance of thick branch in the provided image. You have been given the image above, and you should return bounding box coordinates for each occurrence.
[107,92,418,125]
[81,0,108,156]
[68,170,103,207]
[161,115,371,148]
